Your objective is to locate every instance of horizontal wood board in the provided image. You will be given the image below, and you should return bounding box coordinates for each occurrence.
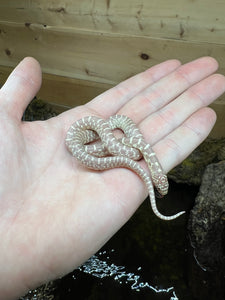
[0,0,225,44]
[0,0,224,137]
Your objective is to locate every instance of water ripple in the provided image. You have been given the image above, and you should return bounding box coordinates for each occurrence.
[75,250,179,300]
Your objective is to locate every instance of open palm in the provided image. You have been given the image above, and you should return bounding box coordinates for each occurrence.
[0,57,224,299]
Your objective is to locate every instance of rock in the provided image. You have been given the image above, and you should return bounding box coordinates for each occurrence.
[22,97,57,121]
[169,138,225,185]
[187,161,225,300]
[188,160,225,271]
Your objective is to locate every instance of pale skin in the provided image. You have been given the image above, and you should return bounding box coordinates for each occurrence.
[0,57,225,299]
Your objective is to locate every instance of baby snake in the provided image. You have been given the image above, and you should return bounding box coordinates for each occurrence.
[65,115,185,221]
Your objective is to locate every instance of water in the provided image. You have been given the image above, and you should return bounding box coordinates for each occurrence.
[75,250,179,299]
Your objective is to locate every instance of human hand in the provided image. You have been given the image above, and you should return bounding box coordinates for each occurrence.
[0,57,224,299]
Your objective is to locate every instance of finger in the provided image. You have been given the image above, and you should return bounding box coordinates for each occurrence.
[140,73,225,145]
[0,57,42,120]
[119,56,219,122]
[86,59,181,117]
[153,107,217,173]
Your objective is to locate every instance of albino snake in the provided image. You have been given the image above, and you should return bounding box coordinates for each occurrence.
[65,115,185,221]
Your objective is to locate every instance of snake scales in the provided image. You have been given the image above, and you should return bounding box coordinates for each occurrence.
[65,115,185,221]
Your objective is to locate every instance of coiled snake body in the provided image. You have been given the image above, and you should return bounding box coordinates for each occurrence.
[65,115,185,221]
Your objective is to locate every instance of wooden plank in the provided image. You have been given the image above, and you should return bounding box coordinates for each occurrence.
[0,64,111,107]
[0,0,225,44]
[38,72,111,107]
[1,22,225,86]
[211,103,225,138]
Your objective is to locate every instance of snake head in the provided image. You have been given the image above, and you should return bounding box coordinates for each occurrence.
[152,174,169,196]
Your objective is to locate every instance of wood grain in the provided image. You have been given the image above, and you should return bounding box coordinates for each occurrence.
[1,22,225,85]
[0,0,224,137]
[0,0,225,43]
